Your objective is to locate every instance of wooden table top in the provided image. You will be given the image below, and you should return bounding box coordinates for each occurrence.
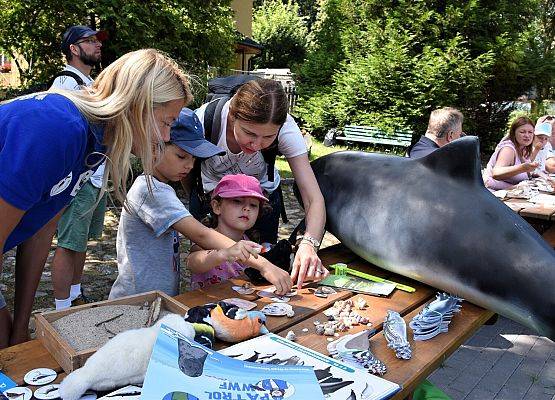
[500,184,555,221]
[0,244,494,399]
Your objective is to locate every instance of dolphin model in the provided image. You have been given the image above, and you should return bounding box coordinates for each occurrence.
[305,137,555,339]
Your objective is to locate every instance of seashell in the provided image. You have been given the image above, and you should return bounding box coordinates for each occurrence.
[261,302,294,317]
[324,327,336,336]
[316,325,325,335]
[302,328,309,333]
[286,309,295,318]
[355,298,368,310]
[285,330,296,341]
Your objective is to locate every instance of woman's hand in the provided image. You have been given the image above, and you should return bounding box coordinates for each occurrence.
[290,242,329,288]
[259,262,293,295]
[522,161,540,173]
[221,240,261,263]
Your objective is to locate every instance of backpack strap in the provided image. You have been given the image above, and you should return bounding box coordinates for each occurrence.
[204,96,230,145]
[49,70,86,87]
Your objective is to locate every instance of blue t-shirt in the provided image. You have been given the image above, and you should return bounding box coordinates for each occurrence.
[0,93,105,252]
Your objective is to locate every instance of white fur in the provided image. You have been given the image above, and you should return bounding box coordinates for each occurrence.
[59,314,195,400]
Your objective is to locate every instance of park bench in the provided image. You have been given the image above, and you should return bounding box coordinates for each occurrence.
[336,125,413,150]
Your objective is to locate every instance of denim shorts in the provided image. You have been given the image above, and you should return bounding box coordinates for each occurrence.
[56,181,107,252]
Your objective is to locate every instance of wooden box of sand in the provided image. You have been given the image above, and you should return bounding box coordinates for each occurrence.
[35,290,189,373]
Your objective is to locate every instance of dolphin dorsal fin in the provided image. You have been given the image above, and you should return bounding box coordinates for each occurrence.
[417,136,483,184]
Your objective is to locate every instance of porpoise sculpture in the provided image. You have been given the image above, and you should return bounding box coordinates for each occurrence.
[304,137,555,340]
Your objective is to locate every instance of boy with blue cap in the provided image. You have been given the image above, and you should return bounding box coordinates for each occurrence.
[109,109,292,299]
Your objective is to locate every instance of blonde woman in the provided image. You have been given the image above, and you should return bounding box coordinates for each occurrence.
[0,49,190,348]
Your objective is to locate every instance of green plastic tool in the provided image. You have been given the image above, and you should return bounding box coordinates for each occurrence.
[330,262,416,293]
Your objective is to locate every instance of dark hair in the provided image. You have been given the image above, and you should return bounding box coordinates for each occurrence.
[229,79,288,126]
[506,116,534,160]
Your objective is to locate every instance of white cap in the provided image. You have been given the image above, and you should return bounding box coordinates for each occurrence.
[534,122,552,137]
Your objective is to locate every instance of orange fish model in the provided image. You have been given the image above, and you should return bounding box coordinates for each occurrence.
[208,303,269,343]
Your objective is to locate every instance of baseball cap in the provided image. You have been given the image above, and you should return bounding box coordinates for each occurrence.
[212,174,269,202]
[62,26,108,53]
[170,108,225,158]
[534,122,552,137]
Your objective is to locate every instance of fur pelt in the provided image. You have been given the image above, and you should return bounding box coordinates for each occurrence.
[59,314,195,400]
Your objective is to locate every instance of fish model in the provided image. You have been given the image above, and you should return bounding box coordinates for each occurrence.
[303,137,555,339]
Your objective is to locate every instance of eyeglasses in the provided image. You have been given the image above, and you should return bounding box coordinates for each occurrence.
[75,37,101,45]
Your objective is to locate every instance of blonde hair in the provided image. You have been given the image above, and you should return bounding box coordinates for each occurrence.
[50,49,192,203]
[426,107,464,139]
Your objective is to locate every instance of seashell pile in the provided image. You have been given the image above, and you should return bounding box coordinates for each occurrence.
[383,310,412,359]
[409,292,463,341]
[316,300,370,335]
[328,330,387,376]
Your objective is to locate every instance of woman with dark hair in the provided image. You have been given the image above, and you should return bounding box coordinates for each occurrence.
[191,79,327,288]
[484,116,538,190]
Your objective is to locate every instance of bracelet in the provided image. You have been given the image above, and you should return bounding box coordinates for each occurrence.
[300,235,321,250]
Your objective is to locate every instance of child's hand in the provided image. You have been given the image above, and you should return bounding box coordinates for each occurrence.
[259,263,293,295]
[532,137,544,152]
[222,240,261,263]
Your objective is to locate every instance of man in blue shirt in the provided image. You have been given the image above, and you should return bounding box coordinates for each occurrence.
[409,107,465,159]
[0,93,105,347]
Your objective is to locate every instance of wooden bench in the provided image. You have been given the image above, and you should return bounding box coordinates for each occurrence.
[336,125,413,149]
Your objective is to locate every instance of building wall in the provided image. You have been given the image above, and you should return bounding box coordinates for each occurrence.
[231,0,258,71]
[0,54,21,88]
[231,0,253,37]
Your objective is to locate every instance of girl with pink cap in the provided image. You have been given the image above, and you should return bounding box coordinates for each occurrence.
[187,174,272,289]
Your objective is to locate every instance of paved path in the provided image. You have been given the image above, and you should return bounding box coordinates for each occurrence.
[429,317,555,400]
[1,182,553,399]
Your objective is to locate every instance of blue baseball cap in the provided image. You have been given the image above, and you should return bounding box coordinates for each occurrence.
[170,108,225,158]
[62,25,107,53]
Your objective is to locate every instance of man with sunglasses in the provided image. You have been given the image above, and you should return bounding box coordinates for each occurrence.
[49,25,108,311]
[408,107,465,159]
[51,25,107,91]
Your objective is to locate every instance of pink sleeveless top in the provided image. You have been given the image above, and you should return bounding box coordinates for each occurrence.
[484,140,530,190]
[189,235,249,290]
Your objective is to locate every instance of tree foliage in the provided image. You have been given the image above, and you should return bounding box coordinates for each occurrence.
[296,0,547,151]
[252,0,308,69]
[0,0,236,89]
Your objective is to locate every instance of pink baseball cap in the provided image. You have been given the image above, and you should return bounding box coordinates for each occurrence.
[212,174,268,202]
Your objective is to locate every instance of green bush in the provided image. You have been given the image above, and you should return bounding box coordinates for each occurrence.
[296,0,546,151]
[252,0,309,69]
[0,0,236,91]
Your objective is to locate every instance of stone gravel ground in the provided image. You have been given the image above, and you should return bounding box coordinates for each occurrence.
[0,181,339,331]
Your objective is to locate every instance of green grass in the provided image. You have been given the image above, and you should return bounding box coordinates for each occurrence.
[276,137,348,178]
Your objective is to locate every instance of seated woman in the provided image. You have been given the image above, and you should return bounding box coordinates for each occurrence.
[484,116,538,190]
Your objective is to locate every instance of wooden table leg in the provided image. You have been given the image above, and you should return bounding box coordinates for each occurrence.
[542,224,555,248]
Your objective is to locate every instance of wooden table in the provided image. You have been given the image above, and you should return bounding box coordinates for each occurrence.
[0,244,494,399]
[502,193,555,247]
